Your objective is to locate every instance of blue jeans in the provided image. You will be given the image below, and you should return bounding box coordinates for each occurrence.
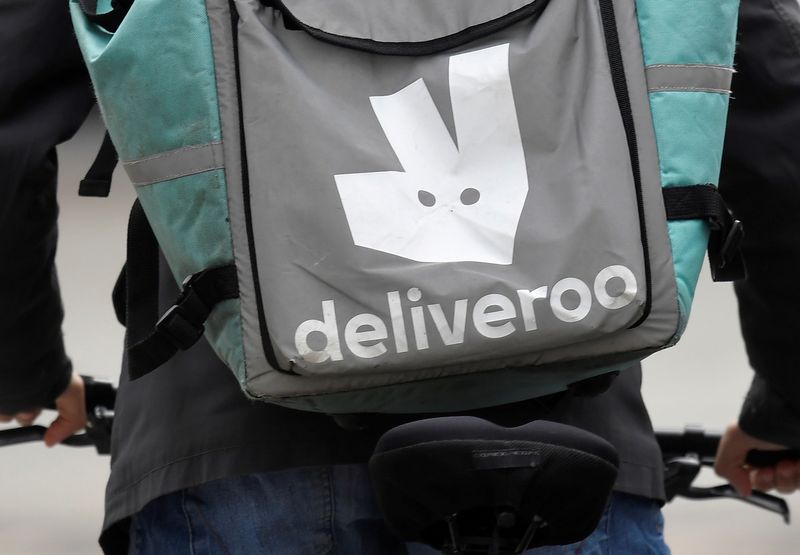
[128,465,669,555]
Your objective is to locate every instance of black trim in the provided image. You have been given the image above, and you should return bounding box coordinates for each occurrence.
[77,0,133,33]
[260,0,549,56]
[125,200,160,362]
[229,1,285,372]
[662,184,725,221]
[597,0,653,328]
[79,131,118,197]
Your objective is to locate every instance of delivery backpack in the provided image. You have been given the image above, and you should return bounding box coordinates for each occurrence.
[72,0,745,413]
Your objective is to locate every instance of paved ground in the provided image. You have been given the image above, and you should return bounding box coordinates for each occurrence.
[1,113,797,554]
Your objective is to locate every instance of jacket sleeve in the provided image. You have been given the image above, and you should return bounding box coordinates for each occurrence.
[719,0,800,447]
[0,0,94,413]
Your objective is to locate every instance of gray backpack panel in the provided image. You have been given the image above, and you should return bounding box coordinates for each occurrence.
[220,0,678,406]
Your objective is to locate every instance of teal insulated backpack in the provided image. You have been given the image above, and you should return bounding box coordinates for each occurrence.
[71,0,745,413]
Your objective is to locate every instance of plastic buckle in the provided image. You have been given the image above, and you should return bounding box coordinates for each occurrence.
[710,219,746,282]
[156,304,206,350]
[719,219,744,268]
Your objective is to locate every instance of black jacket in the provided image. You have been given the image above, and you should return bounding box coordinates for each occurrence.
[719,0,800,447]
[0,0,94,414]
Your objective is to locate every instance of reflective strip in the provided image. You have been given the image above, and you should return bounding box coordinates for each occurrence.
[123,142,225,186]
[645,64,734,94]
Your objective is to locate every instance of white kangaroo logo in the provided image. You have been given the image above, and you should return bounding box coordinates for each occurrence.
[335,43,529,265]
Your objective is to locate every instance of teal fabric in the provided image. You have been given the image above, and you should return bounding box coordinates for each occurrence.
[666,220,710,332]
[649,91,732,336]
[69,0,221,161]
[635,0,740,66]
[636,0,739,340]
[70,0,238,372]
[136,170,244,378]
[649,92,731,188]
[136,170,231,280]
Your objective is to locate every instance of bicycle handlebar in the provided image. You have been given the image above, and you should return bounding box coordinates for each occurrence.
[0,380,796,523]
[657,426,793,523]
[657,426,800,469]
[0,376,115,454]
[0,425,95,448]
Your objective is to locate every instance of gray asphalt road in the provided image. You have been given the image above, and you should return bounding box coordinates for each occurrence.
[0,113,797,554]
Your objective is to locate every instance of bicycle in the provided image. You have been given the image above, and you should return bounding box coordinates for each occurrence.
[1,377,796,555]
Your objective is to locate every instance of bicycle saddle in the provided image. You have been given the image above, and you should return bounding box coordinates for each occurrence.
[369,417,619,554]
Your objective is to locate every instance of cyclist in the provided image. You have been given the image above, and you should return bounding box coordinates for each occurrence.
[710,0,800,499]
[1,0,798,553]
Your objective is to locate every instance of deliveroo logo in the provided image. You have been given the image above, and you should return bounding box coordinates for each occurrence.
[335,43,529,265]
[296,44,640,365]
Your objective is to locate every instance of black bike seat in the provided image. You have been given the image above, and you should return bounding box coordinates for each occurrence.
[369,417,619,552]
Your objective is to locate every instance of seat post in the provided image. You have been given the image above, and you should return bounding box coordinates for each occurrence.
[443,514,463,555]
[514,515,545,554]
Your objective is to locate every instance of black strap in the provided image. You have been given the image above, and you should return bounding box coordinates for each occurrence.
[662,184,724,221]
[125,199,160,365]
[663,185,747,282]
[77,0,134,33]
[123,200,239,380]
[79,131,118,197]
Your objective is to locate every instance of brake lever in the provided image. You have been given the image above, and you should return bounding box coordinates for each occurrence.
[663,456,702,502]
[679,484,790,524]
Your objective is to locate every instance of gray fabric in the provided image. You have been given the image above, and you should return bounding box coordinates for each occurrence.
[206,0,267,383]
[280,0,534,42]
[645,64,734,94]
[123,141,224,186]
[230,0,678,408]
[612,0,679,343]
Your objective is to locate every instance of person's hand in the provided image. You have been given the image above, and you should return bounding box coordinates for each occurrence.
[0,373,87,447]
[715,424,800,497]
[44,373,87,446]
[0,409,41,427]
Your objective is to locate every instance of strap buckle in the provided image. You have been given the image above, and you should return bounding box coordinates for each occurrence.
[155,304,206,350]
[127,264,239,379]
[720,219,744,265]
[709,216,746,282]
[154,273,211,350]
